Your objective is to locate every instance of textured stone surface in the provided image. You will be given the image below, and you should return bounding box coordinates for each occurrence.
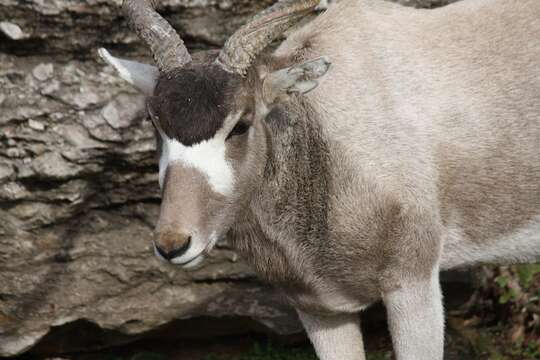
[0,21,29,40]
[0,0,460,357]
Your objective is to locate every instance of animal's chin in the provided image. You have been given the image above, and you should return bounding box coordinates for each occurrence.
[162,233,221,269]
[164,248,206,269]
[172,254,206,269]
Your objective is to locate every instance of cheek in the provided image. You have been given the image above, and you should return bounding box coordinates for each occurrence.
[163,135,235,197]
[226,136,251,170]
[225,128,266,190]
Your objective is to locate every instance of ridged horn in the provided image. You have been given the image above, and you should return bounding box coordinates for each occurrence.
[123,0,191,73]
[217,0,320,76]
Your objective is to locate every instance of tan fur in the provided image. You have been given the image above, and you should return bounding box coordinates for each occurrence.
[219,0,539,313]
[162,0,538,350]
[156,165,216,253]
[104,0,540,358]
[277,0,540,271]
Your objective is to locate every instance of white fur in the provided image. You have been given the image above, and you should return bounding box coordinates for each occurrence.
[159,132,234,196]
[317,288,370,313]
[182,255,205,269]
[297,310,366,360]
[383,270,444,360]
[442,214,540,269]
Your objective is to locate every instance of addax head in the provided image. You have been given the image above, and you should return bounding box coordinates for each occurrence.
[99,0,330,268]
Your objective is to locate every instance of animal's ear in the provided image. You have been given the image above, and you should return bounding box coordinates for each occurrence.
[98,48,159,96]
[263,57,331,104]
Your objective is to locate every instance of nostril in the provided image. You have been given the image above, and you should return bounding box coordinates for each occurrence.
[155,244,170,260]
[171,236,191,258]
[155,236,191,261]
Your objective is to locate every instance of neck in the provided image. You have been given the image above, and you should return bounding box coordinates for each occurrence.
[231,99,331,291]
[260,100,331,238]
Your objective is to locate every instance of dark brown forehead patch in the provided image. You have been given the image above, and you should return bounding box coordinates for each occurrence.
[148,64,241,146]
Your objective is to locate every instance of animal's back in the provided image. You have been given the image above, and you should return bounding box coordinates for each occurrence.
[277,0,540,268]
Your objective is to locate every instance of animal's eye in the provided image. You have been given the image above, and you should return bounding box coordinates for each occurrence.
[226,121,250,140]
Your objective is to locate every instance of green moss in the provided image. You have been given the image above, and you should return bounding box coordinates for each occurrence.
[517,264,540,289]
[506,337,540,359]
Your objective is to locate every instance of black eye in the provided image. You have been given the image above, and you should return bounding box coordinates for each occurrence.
[226,121,250,140]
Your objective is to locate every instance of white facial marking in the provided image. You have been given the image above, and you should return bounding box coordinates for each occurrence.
[158,130,234,196]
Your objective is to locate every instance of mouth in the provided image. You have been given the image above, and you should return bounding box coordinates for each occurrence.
[153,233,220,269]
[172,253,205,269]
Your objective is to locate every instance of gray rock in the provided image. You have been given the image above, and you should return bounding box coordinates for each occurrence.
[55,124,106,149]
[0,21,28,40]
[41,80,60,95]
[102,93,145,129]
[32,63,54,82]
[0,163,14,183]
[72,88,101,110]
[30,152,84,180]
[28,119,46,131]
[0,206,296,356]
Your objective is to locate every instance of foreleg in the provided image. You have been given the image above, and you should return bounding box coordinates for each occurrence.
[383,271,445,360]
[297,310,366,360]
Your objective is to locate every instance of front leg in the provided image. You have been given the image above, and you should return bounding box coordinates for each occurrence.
[297,310,366,360]
[383,270,445,360]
